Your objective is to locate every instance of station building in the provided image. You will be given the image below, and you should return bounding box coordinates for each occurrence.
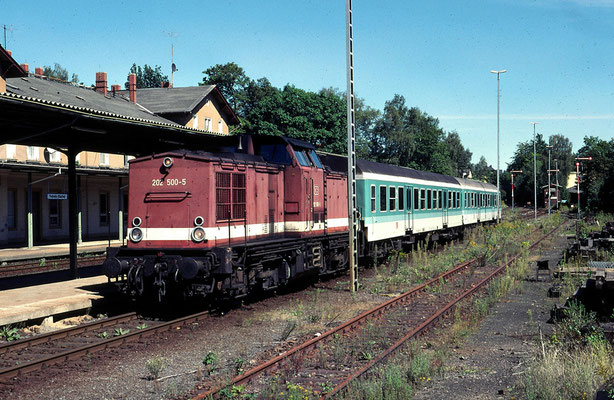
[0,46,240,248]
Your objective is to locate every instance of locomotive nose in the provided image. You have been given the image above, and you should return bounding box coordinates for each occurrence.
[103,257,129,278]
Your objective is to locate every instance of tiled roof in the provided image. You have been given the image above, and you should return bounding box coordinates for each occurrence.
[4,75,202,128]
[118,85,216,114]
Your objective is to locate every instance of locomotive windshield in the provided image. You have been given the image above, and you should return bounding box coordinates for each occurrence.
[295,150,311,167]
[256,144,292,165]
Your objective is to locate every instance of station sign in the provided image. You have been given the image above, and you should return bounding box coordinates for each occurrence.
[47,193,68,200]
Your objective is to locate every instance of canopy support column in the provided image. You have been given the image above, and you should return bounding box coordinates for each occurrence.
[68,147,79,279]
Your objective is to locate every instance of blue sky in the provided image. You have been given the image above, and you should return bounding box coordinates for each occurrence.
[3,0,613,167]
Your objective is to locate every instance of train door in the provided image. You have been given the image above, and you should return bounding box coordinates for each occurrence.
[405,185,413,233]
[268,173,277,235]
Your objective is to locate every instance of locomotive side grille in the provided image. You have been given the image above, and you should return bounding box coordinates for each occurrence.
[216,171,247,221]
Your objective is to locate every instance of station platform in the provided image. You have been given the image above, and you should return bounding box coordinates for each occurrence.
[0,239,123,262]
[0,275,114,326]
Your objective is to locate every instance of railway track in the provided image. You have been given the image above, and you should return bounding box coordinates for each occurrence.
[0,254,106,278]
[193,220,566,399]
[0,311,210,383]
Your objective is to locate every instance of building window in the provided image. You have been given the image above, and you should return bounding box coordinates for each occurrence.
[49,198,62,229]
[6,144,16,159]
[192,116,199,129]
[27,146,39,161]
[204,118,212,131]
[370,185,376,212]
[7,189,16,230]
[389,186,396,211]
[49,149,61,163]
[218,119,223,133]
[99,192,109,226]
[100,153,109,166]
[398,187,404,211]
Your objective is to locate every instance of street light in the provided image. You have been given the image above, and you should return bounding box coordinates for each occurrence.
[490,69,506,222]
[510,170,523,213]
[575,156,592,219]
[530,122,539,220]
[546,145,552,215]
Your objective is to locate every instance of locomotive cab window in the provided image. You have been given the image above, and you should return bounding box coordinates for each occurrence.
[308,150,323,168]
[295,150,311,167]
[256,144,292,165]
[380,186,387,212]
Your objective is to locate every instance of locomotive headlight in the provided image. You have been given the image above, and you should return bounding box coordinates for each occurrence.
[132,216,142,227]
[162,157,173,168]
[191,227,206,242]
[130,227,143,243]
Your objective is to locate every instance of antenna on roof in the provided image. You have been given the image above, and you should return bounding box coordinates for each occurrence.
[164,31,179,88]
[3,24,15,48]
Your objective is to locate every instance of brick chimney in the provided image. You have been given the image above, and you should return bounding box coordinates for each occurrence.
[35,67,43,76]
[111,84,121,96]
[128,73,137,103]
[95,72,107,95]
[20,64,29,73]
[6,50,11,56]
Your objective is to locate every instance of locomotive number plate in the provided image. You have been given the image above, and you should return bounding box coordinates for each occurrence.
[152,178,187,186]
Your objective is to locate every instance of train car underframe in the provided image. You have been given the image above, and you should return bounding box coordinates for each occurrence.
[104,233,350,302]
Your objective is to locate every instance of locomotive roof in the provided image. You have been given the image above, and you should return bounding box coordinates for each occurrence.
[154,149,268,164]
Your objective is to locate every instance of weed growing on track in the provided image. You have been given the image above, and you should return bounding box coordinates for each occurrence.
[520,215,614,400]
[339,220,540,400]
[145,356,165,380]
[520,302,614,400]
[367,215,541,295]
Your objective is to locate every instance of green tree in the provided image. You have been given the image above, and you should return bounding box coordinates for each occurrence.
[42,63,79,83]
[577,136,614,212]
[445,131,472,178]
[472,156,495,183]
[200,62,250,111]
[126,64,168,89]
[506,134,549,207]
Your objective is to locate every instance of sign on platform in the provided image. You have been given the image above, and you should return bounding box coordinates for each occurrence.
[47,193,68,200]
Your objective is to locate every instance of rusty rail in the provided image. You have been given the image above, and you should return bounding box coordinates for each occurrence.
[322,221,565,398]
[194,218,564,400]
[0,310,210,382]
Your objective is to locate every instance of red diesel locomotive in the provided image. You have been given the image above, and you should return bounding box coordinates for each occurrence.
[103,135,349,301]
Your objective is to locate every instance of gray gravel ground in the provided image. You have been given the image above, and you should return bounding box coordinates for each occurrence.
[414,228,569,400]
